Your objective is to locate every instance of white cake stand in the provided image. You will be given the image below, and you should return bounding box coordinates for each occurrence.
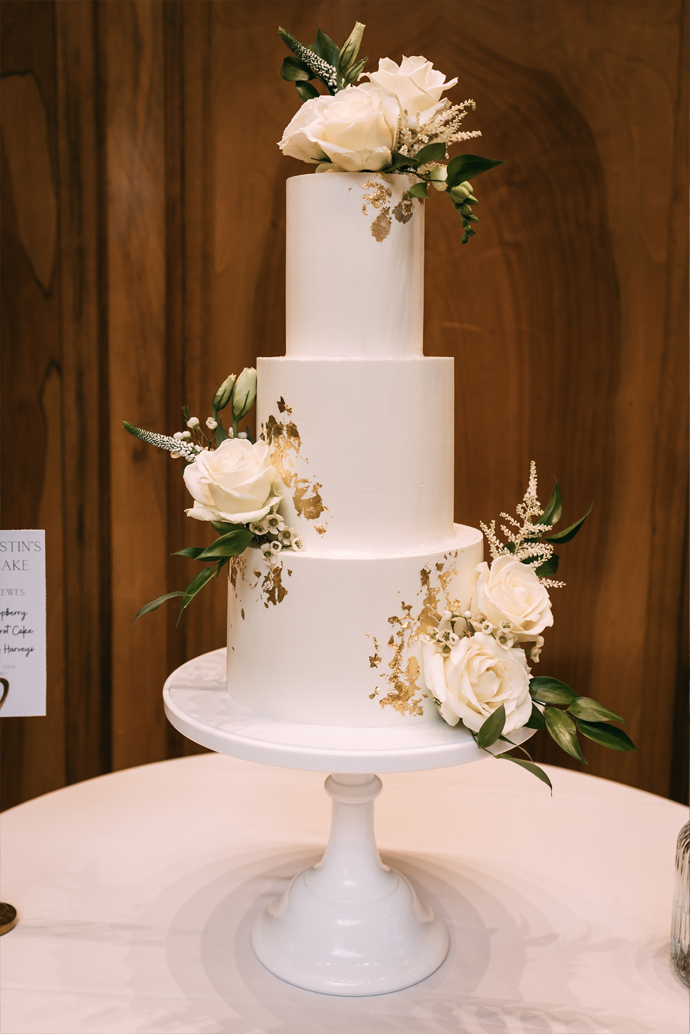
[164,648,533,997]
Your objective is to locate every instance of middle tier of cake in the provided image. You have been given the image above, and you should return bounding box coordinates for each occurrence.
[257,356,455,555]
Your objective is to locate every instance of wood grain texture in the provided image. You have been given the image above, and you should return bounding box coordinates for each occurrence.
[1,0,687,806]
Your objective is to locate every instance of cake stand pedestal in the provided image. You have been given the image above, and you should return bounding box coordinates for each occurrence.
[164,649,533,997]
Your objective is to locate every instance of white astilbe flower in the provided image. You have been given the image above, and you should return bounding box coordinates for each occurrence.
[479,461,564,586]
[396,98,482,158]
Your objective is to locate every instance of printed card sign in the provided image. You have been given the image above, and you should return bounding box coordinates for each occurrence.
[0,530,46,717]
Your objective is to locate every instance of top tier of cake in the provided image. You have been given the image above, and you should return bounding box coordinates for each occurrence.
[286,173,424,358]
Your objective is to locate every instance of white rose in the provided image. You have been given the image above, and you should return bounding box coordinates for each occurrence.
[422,631,532,734]
[366,56,458,116]
[278,83,400,172]
[183,439,281,524]
[471,554,554,641]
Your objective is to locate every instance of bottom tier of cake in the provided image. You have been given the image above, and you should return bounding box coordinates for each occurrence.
[226,525,483,727]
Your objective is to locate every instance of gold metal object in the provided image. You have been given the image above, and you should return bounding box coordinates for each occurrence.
[0,903,18,935]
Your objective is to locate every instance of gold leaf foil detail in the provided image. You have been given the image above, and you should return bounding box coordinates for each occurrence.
[229,555,245,594]
[240,608,245,620]
[315,525,327,536]
[263,406,329,531]
[375,552,461,717]
[293,479,326,521]
[393,192,414,224]
[369,636,381,668]
[260,564,288,608]
[371,210,391,242]
[369,688,379,699]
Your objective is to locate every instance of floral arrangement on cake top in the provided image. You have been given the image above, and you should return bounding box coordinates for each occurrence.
[421,463,636,790]
[278,21,504,244]
[123,369,302,624]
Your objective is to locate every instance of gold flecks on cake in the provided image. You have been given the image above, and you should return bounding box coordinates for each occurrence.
[315,525,327,536]
[240,608,245,620]
[374,552,461,717]
[260,563,290,608]
[361,178,394,243]
[229,555,245,594]
[369,688,379,699]
[368,635,382,668]
[293,479,326,520]
[253,569,262,579]
[263,406,330,531]
[393,192,414,224]
[264,414,301,484]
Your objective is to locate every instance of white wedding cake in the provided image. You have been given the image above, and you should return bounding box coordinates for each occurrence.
[226,171,483,727]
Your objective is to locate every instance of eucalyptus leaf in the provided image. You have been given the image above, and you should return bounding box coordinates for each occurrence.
[568,697,625,723]
[495,755,553,792]
[575,719,637,752]
[311,28,339,67]
[446,154,505,187]
[131,590,186,627]
[280,55,314,82]
[408,182,430,199]
[544,707,587,763]
[173,546,207,560]
[546,502,593,543]
[536,480,562,526]
[296,81,320,103]
[477,703,506,749]
[529,676,577,705]
[413,142,447,165]
[525,703,547,729]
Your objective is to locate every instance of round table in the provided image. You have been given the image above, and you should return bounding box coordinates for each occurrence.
[1,754,686,1034]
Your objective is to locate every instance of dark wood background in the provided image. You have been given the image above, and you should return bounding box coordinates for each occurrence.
[2,0,687,809]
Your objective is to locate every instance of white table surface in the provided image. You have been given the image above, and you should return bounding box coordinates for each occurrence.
[1,753,687,1034]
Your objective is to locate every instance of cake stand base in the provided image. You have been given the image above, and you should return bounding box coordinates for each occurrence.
[163,650,533,996]
[252,773,448,996]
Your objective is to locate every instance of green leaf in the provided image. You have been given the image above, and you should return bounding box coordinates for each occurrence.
[575,719,637,752]
[131,590,185,627]
[529,676,577,705]
[210,521,236,535]
[195,528,253,561]
[495,754,553,792]
[525,702,547,729]
[567,696,625,723]
[546,502,593,543]
[533,553,560,578]
[544,707,587,763]
[536,480,562,526]
[173,546,207,560]
[477,703,506,749]
[385,151,418,172]
[280,55,314,82]
[446,154,505,187]
[177,566,216,622]
[413,142,447,165]
[408,182,430,199]
[215,420,229,446]
[311,28,339,66]
[295,80,320,103]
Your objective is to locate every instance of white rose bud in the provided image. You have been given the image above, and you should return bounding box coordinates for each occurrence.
[428,165,448,191]
[212,373,236,416]
[187,417,200,429]
[232,367,257,423]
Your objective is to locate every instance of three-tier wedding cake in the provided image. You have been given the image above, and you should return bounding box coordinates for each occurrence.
[226,171,483,727]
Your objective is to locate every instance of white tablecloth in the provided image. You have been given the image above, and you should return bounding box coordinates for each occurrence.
[1,754,687,1034]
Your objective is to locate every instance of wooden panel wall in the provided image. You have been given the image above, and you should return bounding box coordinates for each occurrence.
[2,0,687,808]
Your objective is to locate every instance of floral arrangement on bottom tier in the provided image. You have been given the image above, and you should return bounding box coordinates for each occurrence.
[421,463,636,790]
[123,369,299,624]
